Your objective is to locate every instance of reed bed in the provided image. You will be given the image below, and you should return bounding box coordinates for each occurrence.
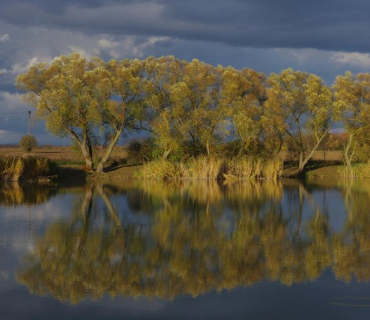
[137,156,283,180]
[0,156,58,182]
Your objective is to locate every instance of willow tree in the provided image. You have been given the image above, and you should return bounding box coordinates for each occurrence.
[16,54,107,171]
[95,58,146,172]
[266,69,335,173]
[333,72,370,174]
[221,67,270,155]
[172,59,225,156]
[145,57,226,158]
[144,56,187,159]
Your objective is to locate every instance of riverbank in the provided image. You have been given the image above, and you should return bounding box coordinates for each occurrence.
[0,149,365,183]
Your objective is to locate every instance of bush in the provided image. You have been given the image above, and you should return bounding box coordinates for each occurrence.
[127,138,158,163]
[19,135,38,153]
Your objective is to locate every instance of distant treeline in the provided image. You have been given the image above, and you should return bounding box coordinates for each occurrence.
[15,54,370,174]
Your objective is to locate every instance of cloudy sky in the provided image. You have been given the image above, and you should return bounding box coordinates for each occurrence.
[1,0,370,144]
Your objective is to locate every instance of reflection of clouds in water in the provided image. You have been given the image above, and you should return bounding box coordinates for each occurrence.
[93,296,167,313]
[1,196,70,222]
[0,270,9,280]
[0,195,73,256]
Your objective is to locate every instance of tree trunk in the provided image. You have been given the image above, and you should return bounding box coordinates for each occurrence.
[298,132,328,173]
[298,151,304,173]
[344,133,354,176]
[64,126,94,172]
[97,184,120,228]
[80,140,94,172]
[162,149,171,160]
[96,129,122,173]
[206,141,211,157]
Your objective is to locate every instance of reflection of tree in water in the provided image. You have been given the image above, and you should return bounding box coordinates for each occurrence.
[16,181,370,304]
[333,180,370,282]
[0,183,57,206]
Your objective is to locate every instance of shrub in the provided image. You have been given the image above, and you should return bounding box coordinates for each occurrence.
[19,135,38,153]
[127,138,159,163]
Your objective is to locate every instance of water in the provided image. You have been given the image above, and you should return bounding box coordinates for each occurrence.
[0,179,370,319]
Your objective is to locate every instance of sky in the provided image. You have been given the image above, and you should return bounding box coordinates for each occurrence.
[1,0,370,144]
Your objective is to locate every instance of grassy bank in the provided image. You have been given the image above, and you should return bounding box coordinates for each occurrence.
[306,163,370,179]
[0,156,58,182]
[137,157,283,180]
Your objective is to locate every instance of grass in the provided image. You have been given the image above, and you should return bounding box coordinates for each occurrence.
[339,163,370,178]
[0,146,128,166]
[306,163,370,179]
[0,156,58,182]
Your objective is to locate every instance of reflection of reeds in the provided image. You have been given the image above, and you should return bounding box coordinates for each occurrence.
[223,180,283,204]
[137,157,283,180]
[136,179,283,205]
[0,156,57,182]
[0,183,56,206]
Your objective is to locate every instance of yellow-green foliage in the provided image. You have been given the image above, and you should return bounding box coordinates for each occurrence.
[0,156,57,182]
[137,156,282,180]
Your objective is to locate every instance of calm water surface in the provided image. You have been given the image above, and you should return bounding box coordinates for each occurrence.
[0,179,370,320]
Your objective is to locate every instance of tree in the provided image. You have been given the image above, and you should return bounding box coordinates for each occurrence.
[221,67,271,156]
[95,58,146,172]
[16,54,107,171]
[144,56,187,159]
[266,69,335,173]
[173,59,225,156]
[145,57,227,158]
[19,135,38,152]
[333,72,370,175]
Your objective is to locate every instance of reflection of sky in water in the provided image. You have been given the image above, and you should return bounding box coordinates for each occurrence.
[0,180,369,320]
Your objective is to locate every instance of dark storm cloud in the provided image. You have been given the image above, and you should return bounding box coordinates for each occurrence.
[1,0,370,144]
[0,0,369,52]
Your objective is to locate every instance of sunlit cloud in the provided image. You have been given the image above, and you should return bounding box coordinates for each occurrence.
[0,34,9,42]
[331,51,370,68]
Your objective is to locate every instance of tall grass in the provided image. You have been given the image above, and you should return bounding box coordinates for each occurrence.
[137,156,282,180]
[0,156,58,182]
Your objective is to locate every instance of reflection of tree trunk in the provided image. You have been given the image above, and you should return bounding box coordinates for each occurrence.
[344,133,354,176]
[81,185,94,223]
[77,185,94,255]
[97,184,121,228]
[344,180,354,222]
[294,184,304,239]
[315,209,320,226]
